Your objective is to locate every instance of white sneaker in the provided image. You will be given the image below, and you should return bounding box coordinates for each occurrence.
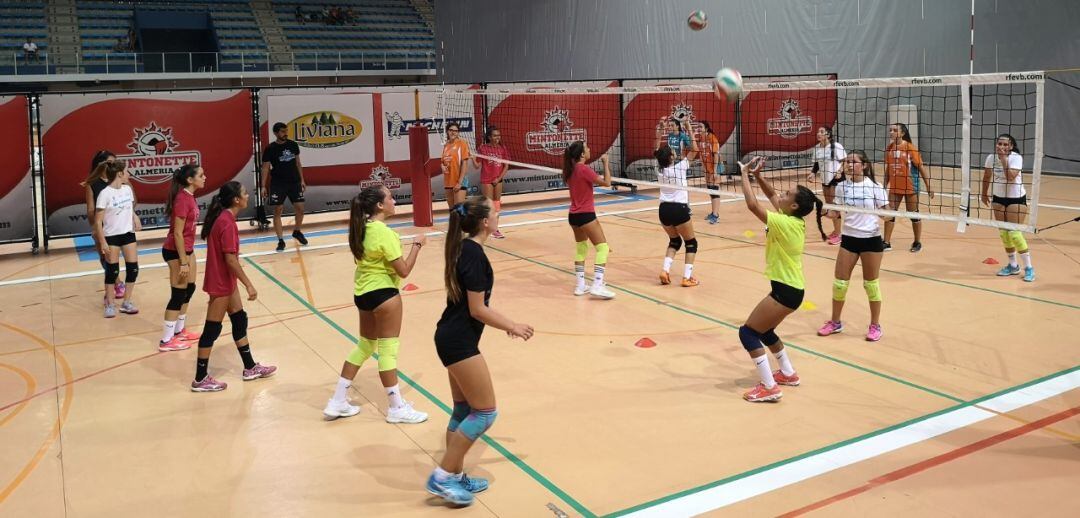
[589,284,616,299]
[386,401,428,424]
[323,398,361,420]
[573,284,588,296]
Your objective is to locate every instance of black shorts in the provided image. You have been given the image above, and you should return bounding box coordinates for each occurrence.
[840,235,885,254]
[769,280,805,311]
[267,181,304,206]
[104,232,136,247]
[658,202,691,227]
[568,212,597,227]
[353,288,399,312]
[434,336,481,367]
[162,247,194,262]
[992,195,1027,207]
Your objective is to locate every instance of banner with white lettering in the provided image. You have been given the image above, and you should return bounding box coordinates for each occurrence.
[0,96,33,242]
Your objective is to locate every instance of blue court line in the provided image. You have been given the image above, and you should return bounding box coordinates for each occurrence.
[75,190,655,262]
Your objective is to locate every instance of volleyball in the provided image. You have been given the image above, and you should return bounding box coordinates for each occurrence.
[687,11,708,31]
[713,67,744,102]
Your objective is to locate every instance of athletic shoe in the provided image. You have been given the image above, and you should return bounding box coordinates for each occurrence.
[817,320,843,336]
[742,383,782,402]
[386,401,428,424]
[175,329,201,342]
[115,281,126,298]
[659,271,671,285]
[276,239,286,252]
[459,473,489,494]
[772,370,801,386]
[158,336,191,352]
[1023,266,1035,282]
[323,398,361,420]
[997,264,1021,276]
[706,213,719,225]
[119,300,139,315]
[191,376,227,392]
[883,241,892,252]
[242,363,277,381]
[426,473,474,506]
[827,233,841,246]
[104,304,116,319]
[680,277,700,287]
[866,323,883,342]
[910,241,922,253]
[589,284,616,299]
[292,229,308,245]
[491,230,505,239]
[573,284,588,296]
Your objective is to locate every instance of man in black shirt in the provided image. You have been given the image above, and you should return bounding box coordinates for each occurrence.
[262,122,307,251]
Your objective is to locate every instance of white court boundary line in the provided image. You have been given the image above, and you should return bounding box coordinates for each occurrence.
[620,367,1080,518]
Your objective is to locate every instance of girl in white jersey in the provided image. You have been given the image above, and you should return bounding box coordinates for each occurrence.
[654,120,701,287]
[980,133,1034,282]
[806,127,846,245]
[816,150,888,342]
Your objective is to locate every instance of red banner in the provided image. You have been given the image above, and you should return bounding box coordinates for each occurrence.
[0,96,33,242]
[623,90,737,166]
[739,89,838,155]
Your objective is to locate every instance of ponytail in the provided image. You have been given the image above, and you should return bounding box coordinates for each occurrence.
[164,164,201,217]
[81,150,116,186]
[348,186,388,262]
[201,181,243,240]
[794,185,827,241]
[562,141,586,184]
[444,196,491,303]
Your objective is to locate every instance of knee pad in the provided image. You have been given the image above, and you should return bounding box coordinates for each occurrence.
[761,328,780,347]
[124,262,139,283]
[447,401,472,432]
[198,321,223,348]
[910,218,921,224]
[493,200,501,212]
[863,279,882,302]
[999,229,1013,248]
[738,325,764,352]
[346,336,376,366]
[185,283,196,303]
[595,242,610,264]
[707,184,720,200]
[458,409,498,441]
[104,262,120,285]
[885,217,896,223]
[167,286,186,311]
[376,337,400,372]
[832,278,850,302]
[685,238,698,254]
[667,235,682,252]
[228,310,248,342]
[574,240,588,262]
[1008,230,1028,251]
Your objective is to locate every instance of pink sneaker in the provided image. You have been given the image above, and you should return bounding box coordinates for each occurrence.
[491,230,505,239]
[174,329,201,342]
[242,363,277,381]
[772,370,801,386]
[191,375,227,392]
[827,233,841,245]
[743,383,783,402]
[115,281,126,298]
[159,335,191,352]
[866,323,883,342]
[817,320,843,336]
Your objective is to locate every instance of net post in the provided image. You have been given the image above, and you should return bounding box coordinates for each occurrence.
[1029,76,1045,233]
[408,124,434,227]
[957,76,972,233]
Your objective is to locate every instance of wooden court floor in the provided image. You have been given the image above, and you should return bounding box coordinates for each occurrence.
[1,176,1078,517]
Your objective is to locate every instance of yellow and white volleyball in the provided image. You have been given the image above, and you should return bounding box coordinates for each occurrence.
[687,11,708,31]
[713,68,743,102]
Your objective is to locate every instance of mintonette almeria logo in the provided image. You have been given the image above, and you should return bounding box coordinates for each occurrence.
[526,106,587,155]
[766,99,813,140]
[118,122,201,185]
[359,164,402,189]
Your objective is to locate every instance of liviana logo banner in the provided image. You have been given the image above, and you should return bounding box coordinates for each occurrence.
[289,111,361,148]
[118,122,201,185]
[766,99,813,140]
[526,106,586,155]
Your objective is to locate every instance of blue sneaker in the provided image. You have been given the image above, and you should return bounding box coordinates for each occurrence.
[426,473,474,506]
[707,213,719,225]
[460,473,489,493]
[1023,266,1035,282]
[997,264,1021,276]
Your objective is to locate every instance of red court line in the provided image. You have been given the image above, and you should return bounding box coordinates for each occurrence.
[0,351,162,413]
[778,405,1080,518]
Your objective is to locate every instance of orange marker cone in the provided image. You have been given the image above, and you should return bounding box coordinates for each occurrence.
[982,257,1000,265]
[403,283,419,291]
[634,337,657,348]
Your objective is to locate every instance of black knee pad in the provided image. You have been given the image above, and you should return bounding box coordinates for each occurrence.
[167,287,186,311]
[199,321,223,348]
[761,328,780,347]
[910,218,921,224]
[738,325,764,352]
[104,262,120,284]
[685,238,698,254]
[707,184,720,200]
[124,262,139,283]
[885,217,896,223]
[668,236,683,252]
[229,310,249,342]
[185,283,196,303]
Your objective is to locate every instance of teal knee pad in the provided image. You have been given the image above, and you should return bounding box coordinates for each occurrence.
[447,401,471,433]
[458,409,498,441]
[574,241,588,262]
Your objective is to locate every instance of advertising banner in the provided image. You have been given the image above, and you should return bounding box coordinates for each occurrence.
[0,96,34,242]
